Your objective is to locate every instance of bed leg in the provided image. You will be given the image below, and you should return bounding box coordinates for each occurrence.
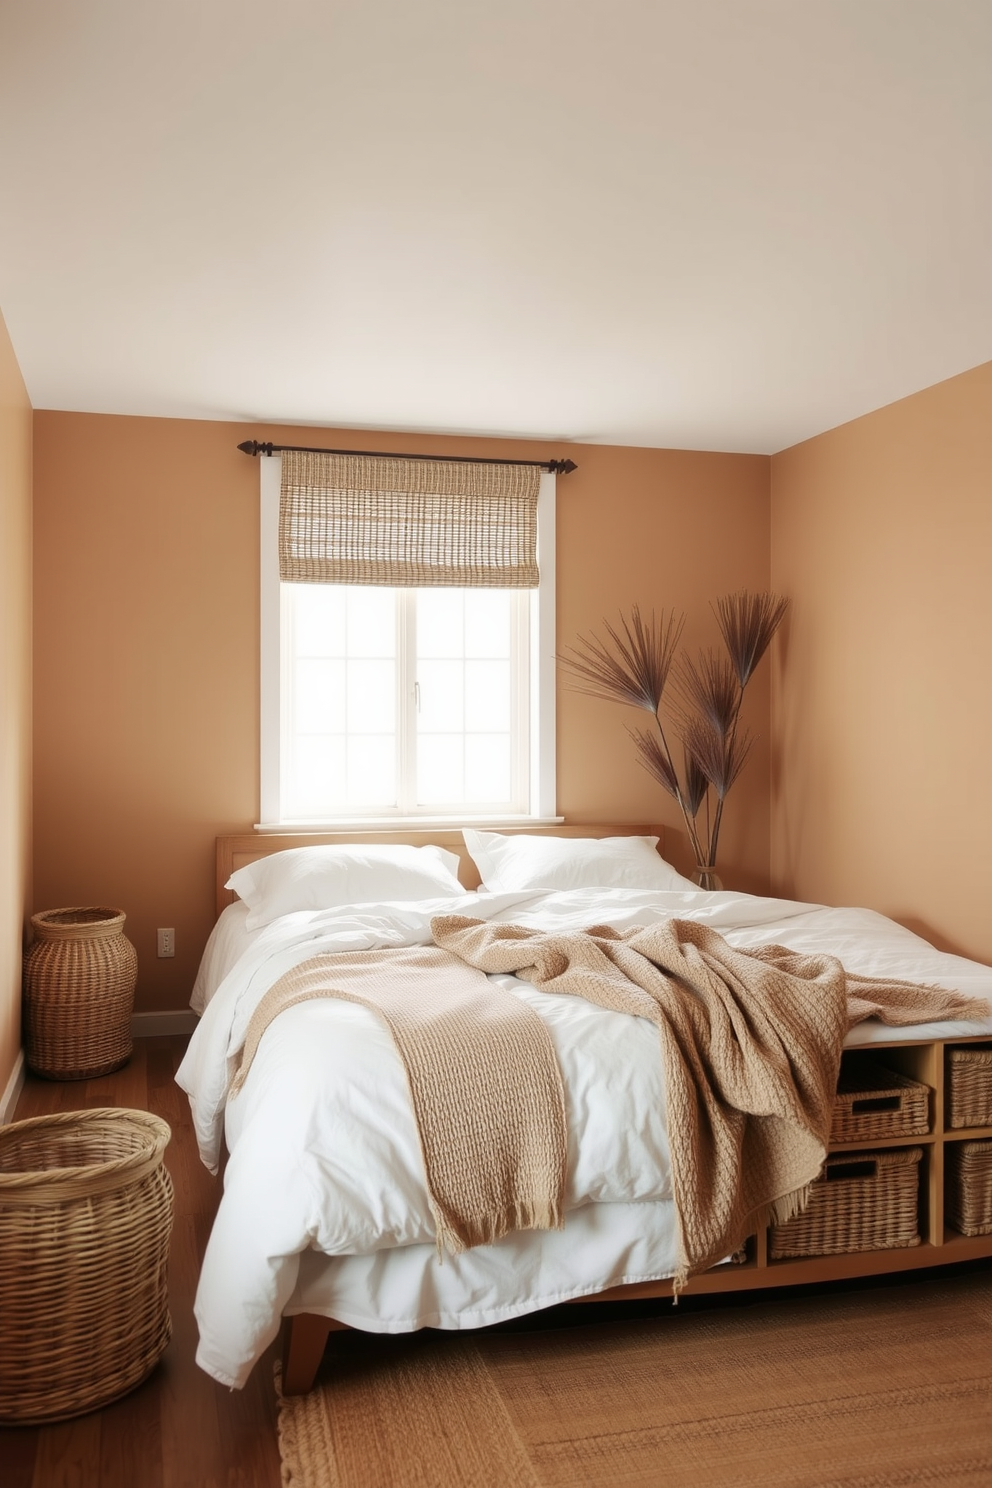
[281,1312,348,1395]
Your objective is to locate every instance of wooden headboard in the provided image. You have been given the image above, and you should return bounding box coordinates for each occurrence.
[216,823,666,918]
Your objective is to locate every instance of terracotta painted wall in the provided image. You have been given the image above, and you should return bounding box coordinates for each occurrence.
[0,309,32,1099]
[32,413,771,1013]
[770,361,992,964]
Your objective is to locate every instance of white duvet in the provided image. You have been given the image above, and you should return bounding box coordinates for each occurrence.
[177,887,992,1387]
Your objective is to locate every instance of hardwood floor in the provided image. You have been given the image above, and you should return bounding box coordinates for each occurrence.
[5,1037,991,1487]
[5,1037,282,1488]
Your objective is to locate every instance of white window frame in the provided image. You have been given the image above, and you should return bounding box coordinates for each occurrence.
[258,455,558,828]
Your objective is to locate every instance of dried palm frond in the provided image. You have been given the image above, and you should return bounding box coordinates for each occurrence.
[673,650,740,734]
[628,725,680,800]
[559,607,683,713]
[713,591,789,687]
[681,714,753,800]
[630,725,708,864]
[681,748,710,818]
[562,591,786,879]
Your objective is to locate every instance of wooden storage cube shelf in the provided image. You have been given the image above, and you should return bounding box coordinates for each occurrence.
[945,1140,992,1236]
[282,1026,992,1393]
[946,1046,992,1129]
[831,1053,930,1144]
[769,1148,922,1260]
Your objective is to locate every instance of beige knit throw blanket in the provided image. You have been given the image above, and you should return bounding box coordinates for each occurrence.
[430,915,988,1287]
[229,946,568,1255]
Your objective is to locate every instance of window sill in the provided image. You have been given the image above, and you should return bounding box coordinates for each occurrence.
[254,815,566,834]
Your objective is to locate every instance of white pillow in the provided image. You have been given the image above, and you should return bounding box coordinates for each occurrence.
[227,844,465,929]
[462,830,697,893]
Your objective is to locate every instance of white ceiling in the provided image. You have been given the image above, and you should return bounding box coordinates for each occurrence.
[1,1,990,454]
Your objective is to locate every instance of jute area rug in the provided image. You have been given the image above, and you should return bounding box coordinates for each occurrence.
[276,1270,992,1488]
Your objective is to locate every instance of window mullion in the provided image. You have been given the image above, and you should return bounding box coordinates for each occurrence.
[396,591,417,813]
[510,589,529,814]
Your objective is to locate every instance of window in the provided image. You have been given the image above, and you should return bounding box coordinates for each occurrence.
[259,456,556,826]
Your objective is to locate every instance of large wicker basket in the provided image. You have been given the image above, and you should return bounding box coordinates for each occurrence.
[22,907,137,1079]
[769,1148,922,1260]
[0,1107,173,1424]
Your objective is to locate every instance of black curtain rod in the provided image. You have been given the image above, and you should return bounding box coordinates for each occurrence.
[237,439,577,475]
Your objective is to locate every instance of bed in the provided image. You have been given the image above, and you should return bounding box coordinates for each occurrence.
[176,825,992,1393]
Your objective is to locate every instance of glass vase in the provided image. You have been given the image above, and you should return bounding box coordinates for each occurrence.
[691,865,724,891]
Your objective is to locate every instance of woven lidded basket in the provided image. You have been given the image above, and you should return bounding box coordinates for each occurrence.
[769,1147,922,1260]
[0,1107,173,1424]
[946,1048,992,1130]
[830,1055,930,1144]
[945,1140,992,1237]
[23,907,137,1079]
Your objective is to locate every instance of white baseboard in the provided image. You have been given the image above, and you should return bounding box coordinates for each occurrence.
[0,1049,25,1125]
[131,1010,199,1038]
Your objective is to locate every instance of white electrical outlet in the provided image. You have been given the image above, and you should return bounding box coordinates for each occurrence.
[157,927,175,958]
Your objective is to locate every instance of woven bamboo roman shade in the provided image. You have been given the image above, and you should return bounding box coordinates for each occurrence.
[279,450,541,588]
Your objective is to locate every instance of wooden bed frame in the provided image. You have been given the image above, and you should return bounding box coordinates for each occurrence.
[211,827,992,1395]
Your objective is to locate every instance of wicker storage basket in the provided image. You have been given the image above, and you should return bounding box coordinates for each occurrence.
[947,1048,992,1130]
[945,1140,992,1237]
[0,1107,173,1424]
[22,907,137,1079]
[831,1056,930,1144]
[769,1147,922,1260]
